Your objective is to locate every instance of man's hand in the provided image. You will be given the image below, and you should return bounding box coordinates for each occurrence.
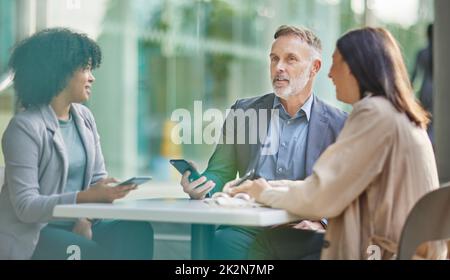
[180,161,215,200]
[293,220,326,233]
[72,218,93,240]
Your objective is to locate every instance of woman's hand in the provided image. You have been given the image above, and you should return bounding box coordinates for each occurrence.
[268,180,301,187]
[293,220,326,233]
[72,218,93,240]
[76,177,137,203]
[229,178,271,201]
[222,178,241,194]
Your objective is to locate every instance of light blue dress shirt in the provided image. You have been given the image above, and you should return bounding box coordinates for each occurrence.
[256,95,313,181]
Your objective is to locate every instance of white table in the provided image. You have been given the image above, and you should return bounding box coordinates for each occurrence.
[53,198,299,259]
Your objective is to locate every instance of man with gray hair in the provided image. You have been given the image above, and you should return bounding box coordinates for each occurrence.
[180,25,347,259]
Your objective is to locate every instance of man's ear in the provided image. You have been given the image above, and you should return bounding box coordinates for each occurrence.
[310,59,322,78]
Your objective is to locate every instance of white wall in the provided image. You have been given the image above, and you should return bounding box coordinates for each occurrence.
[45,0,108,39]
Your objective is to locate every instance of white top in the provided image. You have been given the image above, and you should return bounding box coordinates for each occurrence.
[53,198,299,227]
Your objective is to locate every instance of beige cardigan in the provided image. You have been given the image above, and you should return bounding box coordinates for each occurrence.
[259,96,447,259]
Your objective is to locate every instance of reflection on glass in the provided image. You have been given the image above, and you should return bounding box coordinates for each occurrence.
[0,0,434,179]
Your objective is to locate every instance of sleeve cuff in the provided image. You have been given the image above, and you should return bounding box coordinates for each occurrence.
[59,192,78,205]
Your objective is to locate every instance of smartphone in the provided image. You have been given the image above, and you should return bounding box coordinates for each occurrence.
[169,159,201,182]
[232,169,255,187]
[115,176,152,187]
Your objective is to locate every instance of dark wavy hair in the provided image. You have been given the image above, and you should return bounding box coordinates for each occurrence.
[8,27,102,109]
[337,27,430,128]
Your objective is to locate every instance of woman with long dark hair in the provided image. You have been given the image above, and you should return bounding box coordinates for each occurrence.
[229,27,447,259]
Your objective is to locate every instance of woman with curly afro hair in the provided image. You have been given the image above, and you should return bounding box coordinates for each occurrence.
[0,28,153,260]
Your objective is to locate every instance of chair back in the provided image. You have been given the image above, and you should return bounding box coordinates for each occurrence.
[397,184,450,259]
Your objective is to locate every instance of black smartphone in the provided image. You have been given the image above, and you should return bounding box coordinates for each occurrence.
[169,159,201,182]
[232,169,255,187]
[115,176,152,187]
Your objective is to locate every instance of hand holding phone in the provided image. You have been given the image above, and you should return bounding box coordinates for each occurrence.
[171,159,215,200]
[169,159,201,182]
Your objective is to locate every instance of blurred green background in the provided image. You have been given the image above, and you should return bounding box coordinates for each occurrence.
[0,0,436,260]
[0,0,434,179]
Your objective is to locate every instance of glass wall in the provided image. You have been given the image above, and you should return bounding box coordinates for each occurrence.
[0,0,436,259]
[132,0,350,180]
[128,0,434,180]
[0,0,434,179]
[360,0,434,91]
[0,0,16,166]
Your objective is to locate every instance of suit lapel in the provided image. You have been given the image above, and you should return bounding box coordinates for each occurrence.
[246,94,275,174]
[52,130,68,191]
[40,105,68,191]
[305,96,329,176]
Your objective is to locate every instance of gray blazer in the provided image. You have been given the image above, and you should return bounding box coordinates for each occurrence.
[0,104,107,259]
[204,93,348,192]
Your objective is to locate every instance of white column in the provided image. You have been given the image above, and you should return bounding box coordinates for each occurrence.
[364,0,377,26]
[89,0,138,178]
[35,0,47,30]
[15,0,37,40]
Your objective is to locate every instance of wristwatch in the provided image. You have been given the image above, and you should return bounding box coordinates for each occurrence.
[319,218,328,229]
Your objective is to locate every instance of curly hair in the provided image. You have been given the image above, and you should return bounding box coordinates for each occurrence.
[9,27,102,108]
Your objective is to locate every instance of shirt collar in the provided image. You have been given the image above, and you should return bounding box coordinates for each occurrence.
[273,94,314,121]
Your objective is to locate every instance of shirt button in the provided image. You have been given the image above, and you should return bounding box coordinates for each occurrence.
[281,142,286,147]
[287,120,291,125]
[278,167,283,173]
